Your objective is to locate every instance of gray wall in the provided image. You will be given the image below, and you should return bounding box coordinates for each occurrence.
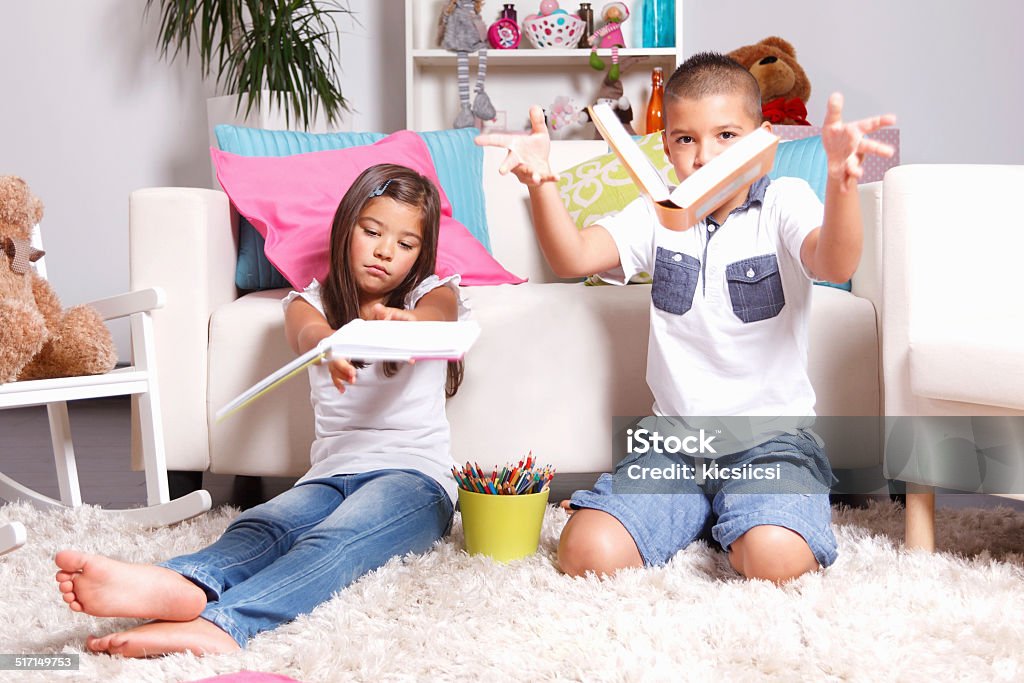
[2,0,1022,359]
[0,0,404,358]
[2,1,212,355]
[682,0,1024,166]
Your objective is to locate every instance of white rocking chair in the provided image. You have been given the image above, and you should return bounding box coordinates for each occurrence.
[0,227,210,551]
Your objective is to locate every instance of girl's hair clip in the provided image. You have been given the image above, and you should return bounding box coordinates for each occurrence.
[369,179,393,198]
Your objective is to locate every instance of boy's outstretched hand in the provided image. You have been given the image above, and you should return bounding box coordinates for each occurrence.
[821,93,897,193]
[475,105,559,187]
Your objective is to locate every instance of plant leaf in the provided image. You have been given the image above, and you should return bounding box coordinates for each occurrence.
[144,0,353,129]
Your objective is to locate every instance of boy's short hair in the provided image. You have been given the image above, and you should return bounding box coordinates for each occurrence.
[665,52,763,125]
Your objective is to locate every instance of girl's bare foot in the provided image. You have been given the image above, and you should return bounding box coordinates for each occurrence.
[54,550,206,621]
[86,618,240,658]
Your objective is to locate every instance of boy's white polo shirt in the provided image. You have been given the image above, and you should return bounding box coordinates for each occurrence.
[597,176,824,419]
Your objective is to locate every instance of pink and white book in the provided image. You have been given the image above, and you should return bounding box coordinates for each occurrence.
[216,319,481,421]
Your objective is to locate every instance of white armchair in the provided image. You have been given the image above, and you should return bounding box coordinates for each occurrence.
[881,164,1024,550]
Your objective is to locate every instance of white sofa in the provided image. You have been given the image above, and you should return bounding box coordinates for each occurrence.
[128,141,885,481]
[881,164,1024,549]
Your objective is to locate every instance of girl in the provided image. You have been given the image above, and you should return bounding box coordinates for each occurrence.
[53,164,466,657]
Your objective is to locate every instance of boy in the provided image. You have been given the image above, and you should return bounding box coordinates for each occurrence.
[476,52,895,583]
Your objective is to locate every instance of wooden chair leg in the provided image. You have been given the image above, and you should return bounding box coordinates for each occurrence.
[905,483,936,551]
[118,310,212,526]
[47,401,82,507]
[127,383,211,526]
[136,391,170,506]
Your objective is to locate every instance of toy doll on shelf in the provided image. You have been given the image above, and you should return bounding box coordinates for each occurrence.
[439,0,497,128]
[588,2,629,81]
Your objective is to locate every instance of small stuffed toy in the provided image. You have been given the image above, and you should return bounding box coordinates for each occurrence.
[0,175,116,384]
[546,96,588,135]
[439,0,496,128]
[588,2,629,81]
[583,56,642,137]
[727,36,812,126]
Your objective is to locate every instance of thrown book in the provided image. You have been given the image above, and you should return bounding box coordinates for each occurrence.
[588,102,780,231]
[216,319,481,422]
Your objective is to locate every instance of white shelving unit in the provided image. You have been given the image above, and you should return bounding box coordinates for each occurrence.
[405,0,682,136]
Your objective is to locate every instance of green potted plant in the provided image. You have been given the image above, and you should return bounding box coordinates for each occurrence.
[145,0,353,130]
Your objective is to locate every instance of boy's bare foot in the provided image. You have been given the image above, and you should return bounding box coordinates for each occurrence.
[86,618,240,658]
[54,550,207,621]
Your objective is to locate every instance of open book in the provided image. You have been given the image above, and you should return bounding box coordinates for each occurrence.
[216,319,481,422]
[588,102,780,231]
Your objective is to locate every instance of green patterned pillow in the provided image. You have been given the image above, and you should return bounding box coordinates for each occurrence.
[559,132,676,230]
[559,132,669,284]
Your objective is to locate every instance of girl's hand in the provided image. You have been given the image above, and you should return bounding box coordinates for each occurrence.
[370,303,418,366]
[559,499,576,516]
[325,356,357,394]
[475,105,558,187]
[821,92,897,193]
[371,303,417,322]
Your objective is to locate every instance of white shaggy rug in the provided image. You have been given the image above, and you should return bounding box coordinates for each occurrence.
[2,500,1023,682]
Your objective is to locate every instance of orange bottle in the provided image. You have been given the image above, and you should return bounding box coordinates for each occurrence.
[646,67,665,134]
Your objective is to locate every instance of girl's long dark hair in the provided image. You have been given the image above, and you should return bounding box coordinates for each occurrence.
[320,163,464,397]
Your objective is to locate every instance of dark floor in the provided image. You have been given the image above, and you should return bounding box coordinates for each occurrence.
[2,397,1023,512]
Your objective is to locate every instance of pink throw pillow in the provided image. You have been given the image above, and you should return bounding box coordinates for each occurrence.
[211,130,524,288]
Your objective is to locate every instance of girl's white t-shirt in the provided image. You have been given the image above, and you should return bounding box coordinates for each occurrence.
[282,274,468,503]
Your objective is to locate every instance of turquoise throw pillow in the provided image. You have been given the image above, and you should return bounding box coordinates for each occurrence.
[769,135,851,291]
[215,125,489,291]
[769,135,827,202]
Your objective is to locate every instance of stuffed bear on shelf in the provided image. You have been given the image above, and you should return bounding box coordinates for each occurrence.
[727,36,812,126]
[0,175,116,384]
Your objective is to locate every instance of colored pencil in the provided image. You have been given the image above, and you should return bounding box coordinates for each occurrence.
[452,455,555,495]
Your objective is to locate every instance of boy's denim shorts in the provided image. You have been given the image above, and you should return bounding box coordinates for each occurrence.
[569,430,839,568]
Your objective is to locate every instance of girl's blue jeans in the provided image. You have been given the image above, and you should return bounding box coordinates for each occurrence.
[159,469,453,646]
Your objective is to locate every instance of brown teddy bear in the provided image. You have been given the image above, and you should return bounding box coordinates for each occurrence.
[727,36,812,126]
[0,175,117,384]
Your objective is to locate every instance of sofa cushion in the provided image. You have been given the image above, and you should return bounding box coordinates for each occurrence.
[211,130,524,290]
[215,126,491,290]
